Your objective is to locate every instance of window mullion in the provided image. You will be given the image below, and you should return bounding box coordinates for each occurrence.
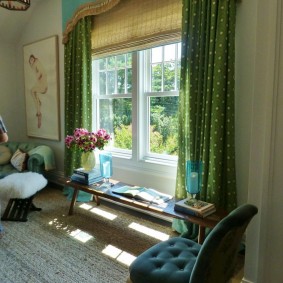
[139,50,150,159]
[131,52,138,161]
[175,44,178,91]
[162,46,164,92]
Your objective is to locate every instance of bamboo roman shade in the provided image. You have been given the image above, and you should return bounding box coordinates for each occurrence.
[91,0,182,58]
[63,0,121,45]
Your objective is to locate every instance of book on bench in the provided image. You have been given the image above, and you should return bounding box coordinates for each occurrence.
[71,174,103,185]
[71,167,103,185]
[112,186,173,205]
[73,168,101,178]
[174,198,216,218]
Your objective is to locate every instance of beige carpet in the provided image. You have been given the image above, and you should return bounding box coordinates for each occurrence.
[0,185,178,283]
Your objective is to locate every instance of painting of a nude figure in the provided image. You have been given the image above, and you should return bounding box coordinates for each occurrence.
[23,35,60,140]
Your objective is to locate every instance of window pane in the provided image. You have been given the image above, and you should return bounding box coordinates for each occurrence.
[127,68,132,93]
[99,98,132,150]
[149,96,179,156]
[117,54,126,68]
[151,46,162,63]
[164,44,176,61]
[107,56,116,69]
[151,63,162,92]
[107,71,115,94]
[117,69,125,93]
[99,58,106,70]
[163,62,175,91]
[99,72,106,95]
[126,53,132,67]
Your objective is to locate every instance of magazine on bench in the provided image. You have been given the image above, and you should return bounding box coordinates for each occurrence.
[112,186,173,205]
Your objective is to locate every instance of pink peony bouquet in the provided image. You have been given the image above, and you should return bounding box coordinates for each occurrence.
[65,128,111,152]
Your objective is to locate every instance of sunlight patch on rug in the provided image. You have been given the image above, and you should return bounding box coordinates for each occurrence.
[79,203,93,210]
[48,218,93,243]
[102,244,136,266]
[70,229,93,243]
[129,222,170,241]
[90,207,117,220]
[79,203,117,220]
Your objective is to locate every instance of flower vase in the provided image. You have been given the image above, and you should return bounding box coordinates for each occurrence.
[81,151,96,171]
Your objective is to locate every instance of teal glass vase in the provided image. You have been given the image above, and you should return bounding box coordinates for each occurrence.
[186,160,203,196]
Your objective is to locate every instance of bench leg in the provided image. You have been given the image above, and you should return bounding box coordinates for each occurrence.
[68,189,79,215]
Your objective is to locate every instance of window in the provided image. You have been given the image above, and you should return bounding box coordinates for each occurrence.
[92,42,181,165]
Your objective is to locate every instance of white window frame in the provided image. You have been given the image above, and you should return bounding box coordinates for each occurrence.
[92,43,180,174]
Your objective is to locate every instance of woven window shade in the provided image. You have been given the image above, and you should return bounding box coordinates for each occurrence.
[63,0,121,45]
[91,0,182,58]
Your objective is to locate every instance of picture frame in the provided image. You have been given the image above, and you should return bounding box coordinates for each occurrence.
[23,35,60,140]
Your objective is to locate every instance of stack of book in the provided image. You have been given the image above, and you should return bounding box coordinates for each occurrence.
[174,198,216,218]
[71,168,103,185]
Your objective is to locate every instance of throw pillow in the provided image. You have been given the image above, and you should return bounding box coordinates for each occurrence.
[0,145,12,165]
[10,149,28,172]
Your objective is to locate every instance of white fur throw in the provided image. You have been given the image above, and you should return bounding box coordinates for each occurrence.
[0,172,47,200]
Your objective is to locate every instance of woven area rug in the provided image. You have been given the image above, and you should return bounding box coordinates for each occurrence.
[0,185,178,283]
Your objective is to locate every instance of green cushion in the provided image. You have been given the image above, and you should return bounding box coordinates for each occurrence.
[6,142,40,154]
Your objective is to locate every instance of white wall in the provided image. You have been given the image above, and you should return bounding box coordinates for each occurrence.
[237,0,283,282]
[235,0,256,206]
[0,43,18,132]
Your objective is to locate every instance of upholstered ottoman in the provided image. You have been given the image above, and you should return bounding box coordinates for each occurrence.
[0,172,47,222]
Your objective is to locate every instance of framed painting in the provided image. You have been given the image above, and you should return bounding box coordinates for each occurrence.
[23,35,60,140]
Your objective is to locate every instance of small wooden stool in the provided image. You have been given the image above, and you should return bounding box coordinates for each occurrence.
[0,172,47,222]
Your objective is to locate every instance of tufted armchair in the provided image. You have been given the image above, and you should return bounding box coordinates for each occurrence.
[127,204,258,283]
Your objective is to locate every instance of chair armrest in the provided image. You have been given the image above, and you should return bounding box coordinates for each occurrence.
[27,153,45,173]
[28,145,56,171]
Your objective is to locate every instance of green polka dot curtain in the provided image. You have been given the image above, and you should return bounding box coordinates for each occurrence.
[64,17,92,176]
[173,0,237,234]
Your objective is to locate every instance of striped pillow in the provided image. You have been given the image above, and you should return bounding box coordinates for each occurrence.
[10,149,28,172]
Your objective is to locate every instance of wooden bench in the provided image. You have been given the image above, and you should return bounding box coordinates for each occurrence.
[66,179,226,244]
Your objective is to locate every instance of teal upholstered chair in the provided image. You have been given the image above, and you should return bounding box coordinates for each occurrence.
[127,204,258,283]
